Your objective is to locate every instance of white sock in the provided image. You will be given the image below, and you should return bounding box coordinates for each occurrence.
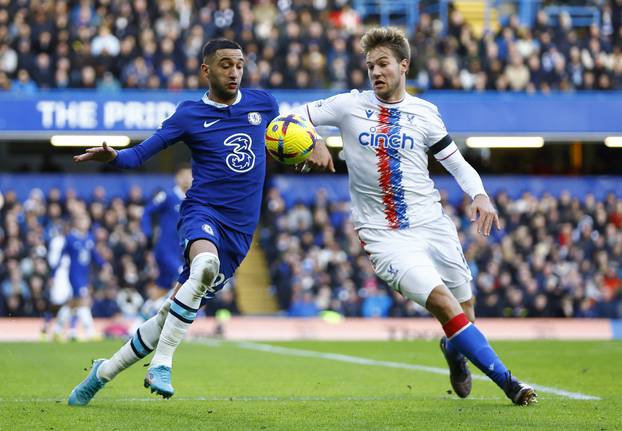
[54,304,71,335]
[77,306,95,339]
[151,252,219,368]
[69,308,78,339]
[97,300,171,382]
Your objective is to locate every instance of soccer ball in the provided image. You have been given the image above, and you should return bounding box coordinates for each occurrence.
[265,114,317,165]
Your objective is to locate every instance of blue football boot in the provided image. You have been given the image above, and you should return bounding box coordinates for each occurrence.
[144,365,174,399]
[68,359,107,406]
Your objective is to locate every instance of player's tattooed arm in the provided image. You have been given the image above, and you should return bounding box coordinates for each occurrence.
[73,141,118,163]
[470,194,501,237]
[301,138,335,173]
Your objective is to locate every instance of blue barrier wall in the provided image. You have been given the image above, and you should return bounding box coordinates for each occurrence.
[2,174,621,206]
[0,90,621,139]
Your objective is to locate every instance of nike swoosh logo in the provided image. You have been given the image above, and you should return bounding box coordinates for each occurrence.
[204,119,220,128]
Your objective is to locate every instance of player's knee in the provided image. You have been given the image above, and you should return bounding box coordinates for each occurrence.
[425,285,463,323]
[460,298,476,322]
[188,252,220,295]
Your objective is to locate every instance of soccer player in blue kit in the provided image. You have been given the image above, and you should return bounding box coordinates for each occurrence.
[67,38,333,405]
[53,212,107,340]
[141,164,192,291]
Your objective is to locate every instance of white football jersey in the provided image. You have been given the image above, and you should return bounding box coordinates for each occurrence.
[305,90,453,230]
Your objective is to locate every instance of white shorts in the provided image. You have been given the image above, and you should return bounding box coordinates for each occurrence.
[358,214,473,307]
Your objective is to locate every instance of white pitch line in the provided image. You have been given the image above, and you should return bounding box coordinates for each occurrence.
[235,342,601,401]
[0,395,503,403]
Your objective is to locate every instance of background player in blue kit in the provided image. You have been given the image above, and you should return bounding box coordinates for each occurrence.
[141,163,192,291]
[67,38,334,405]
[52,213,106,341]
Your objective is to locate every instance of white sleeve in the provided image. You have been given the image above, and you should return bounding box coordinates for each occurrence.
[436,142,487,200]
[303,93,351,127]
[423,103,486,199]
[424,105,450,150]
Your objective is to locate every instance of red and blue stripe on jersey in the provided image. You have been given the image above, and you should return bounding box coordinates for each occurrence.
[376,106,409,229]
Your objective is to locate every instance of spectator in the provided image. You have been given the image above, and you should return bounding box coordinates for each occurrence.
[11,68,37,93]
[0,43,18,75]
[91,25,120,57]
[1,1,612,92]
[262,185,622,318]
[288,289,319,317]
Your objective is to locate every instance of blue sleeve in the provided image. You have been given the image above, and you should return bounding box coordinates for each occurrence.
[268,93,280,123]
[140,191,167,238]
[111,103,187,169]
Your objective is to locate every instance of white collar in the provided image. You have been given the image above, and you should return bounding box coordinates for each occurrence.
[374,93,406,105]
[201,90,242,108]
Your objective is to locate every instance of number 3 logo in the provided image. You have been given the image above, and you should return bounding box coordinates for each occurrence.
[224,133,255,173]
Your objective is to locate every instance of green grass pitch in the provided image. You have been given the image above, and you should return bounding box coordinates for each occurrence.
[0,339,620,430]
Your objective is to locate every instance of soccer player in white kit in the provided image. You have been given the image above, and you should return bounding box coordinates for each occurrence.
[301,27,536,405]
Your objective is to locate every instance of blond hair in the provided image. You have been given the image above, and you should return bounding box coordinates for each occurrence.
[360,27,411,62]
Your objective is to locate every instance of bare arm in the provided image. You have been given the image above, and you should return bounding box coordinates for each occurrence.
[73,141,117,163]
[286,104,335,173]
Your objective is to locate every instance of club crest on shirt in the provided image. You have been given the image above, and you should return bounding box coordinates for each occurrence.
[248,112,262,125]
[388,264,399,279]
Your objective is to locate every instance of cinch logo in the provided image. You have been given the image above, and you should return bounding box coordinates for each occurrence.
[358,127,415,150]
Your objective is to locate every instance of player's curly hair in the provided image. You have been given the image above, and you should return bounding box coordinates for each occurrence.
[360,27,410,63]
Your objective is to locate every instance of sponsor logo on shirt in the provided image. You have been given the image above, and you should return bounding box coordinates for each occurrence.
[358,127,415,150]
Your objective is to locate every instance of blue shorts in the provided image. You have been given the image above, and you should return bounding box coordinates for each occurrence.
[177,209,253,303]
[69,278,89,300]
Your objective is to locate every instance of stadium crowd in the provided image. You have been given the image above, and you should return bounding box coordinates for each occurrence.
[1,183,621,319]
[0,186,238,323]
[260,187,622,318]
[0,0,621,92]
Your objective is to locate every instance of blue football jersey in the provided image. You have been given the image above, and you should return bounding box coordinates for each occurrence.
[60,230,105,290]
[141,186,184,258]
[112,89,280,234]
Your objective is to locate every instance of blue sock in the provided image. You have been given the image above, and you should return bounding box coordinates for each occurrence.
[444,337,464,362]
[443,314,509,389]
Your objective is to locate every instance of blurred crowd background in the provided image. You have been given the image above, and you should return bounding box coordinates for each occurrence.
[1,184,621,319]
[0,0,621,92]
[0,0,621,322]
[261,187,622,319]
[0,186,238,321]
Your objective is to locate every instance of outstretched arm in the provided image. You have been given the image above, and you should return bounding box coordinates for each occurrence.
[73,141,118,163]
[74,103,187,168]
[73,135,172,169]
